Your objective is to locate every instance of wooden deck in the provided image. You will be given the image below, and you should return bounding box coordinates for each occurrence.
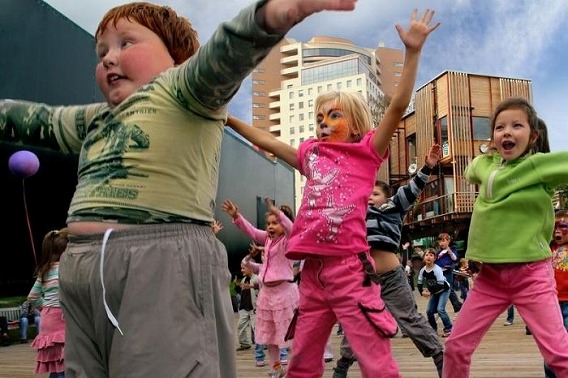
[0,293,544,377]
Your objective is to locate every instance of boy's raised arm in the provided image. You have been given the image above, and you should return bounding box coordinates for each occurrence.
[372,9,440,156]
[226,115,299,169]
[257,0,358,34]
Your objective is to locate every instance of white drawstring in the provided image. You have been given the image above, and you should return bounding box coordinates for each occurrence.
[100,228,124,336]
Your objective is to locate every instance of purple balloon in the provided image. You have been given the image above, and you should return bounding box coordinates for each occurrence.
[8,150,40,178]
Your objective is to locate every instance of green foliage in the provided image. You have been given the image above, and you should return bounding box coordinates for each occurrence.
[557,185,568,208]
[0,296,26,308]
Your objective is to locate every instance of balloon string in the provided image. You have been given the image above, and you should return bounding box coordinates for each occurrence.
[22,179,37,267]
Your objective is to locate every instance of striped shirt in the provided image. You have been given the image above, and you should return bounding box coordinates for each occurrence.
[27,262,60,308]
[366,165,433,251]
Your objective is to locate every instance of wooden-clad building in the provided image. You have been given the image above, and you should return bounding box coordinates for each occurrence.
[386,71,532,244]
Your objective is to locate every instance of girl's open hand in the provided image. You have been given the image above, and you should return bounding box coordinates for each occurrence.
[395,9,440,53]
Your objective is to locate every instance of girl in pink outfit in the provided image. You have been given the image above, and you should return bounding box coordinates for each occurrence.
[222,198,299,378]
[227,9,439,378]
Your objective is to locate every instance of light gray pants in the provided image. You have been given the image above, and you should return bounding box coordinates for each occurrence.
[340,265,443,359]
[59,223,235,377]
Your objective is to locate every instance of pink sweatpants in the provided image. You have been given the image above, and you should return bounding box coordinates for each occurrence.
[443,259,568,377]
[287,253,400,378]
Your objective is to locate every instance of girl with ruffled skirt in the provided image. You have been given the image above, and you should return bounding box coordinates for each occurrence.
[27,228,69,378]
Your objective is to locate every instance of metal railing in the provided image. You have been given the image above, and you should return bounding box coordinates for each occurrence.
[405,191,478,224]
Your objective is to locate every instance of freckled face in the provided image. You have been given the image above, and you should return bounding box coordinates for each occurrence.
[95,18,175,107]
[493,109,536,161]
[315,100,355,143]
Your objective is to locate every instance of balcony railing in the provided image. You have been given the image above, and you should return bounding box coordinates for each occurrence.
[405,191,478,225]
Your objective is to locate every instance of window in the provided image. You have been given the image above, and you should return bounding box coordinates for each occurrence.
[252,79,265,85]
[438,116,449,157]
[289,103,295,111]
[290,139,296,147]
[337,82,343,90]
[289,92,294,99]
[298,90,304,97]
[347,80,352,88]
[357,78,362,86]
[407,134,416,163]
[472,116,490,140]
[289,115,295,123]
[309,123,315,132]
[299,102,304,110]
[290,127,295,135]
[299,125,305,133]
[327,84,333,91]
[299,114,304,121]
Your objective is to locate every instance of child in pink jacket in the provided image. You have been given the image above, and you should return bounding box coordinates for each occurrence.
[223,198,299,377]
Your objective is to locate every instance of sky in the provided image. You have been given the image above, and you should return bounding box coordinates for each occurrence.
[44,0,568,152]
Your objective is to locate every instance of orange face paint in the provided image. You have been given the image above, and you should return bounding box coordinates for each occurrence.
[316,103,352,143]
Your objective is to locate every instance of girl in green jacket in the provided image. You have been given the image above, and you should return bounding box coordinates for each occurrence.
[443,98,568,377]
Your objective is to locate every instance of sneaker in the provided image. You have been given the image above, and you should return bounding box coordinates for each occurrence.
[236,345,251,351]
[503,321,513,326]
[280,359,288,366]
[442,331,451,338]
[268,367,286,378]
[256,360,266,367]
[324,356,334,363]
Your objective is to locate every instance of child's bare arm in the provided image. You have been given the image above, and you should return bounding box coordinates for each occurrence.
[372,9,440,156]
[226,115,299,169]
[257,0,358,34]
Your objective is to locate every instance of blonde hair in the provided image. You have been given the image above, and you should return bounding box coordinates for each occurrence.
[315,91,373,138]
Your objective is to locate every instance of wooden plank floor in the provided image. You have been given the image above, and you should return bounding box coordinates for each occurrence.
[0,293,544,377]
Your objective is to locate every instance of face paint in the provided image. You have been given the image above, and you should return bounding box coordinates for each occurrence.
[316,101,353,143]
[554,219,568,245]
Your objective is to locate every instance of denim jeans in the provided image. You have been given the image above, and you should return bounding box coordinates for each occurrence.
[254,344,287,362]
[544,301,568,378]
[426,289,452,333]
[506,305,515,323]
[19,315,41,341]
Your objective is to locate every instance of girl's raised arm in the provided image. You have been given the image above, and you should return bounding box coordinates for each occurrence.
[226,115,299,169]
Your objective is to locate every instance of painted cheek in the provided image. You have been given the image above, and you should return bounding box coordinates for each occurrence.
[327,119,350,143]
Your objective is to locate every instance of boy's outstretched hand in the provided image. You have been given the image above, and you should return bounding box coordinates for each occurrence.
[425,144,442,169]
[261,0,358,34]
[395,9,440,53]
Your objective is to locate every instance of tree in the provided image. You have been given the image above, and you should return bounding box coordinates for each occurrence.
[369,93,391,125]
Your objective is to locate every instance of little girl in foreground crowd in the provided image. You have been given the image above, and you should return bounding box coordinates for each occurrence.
[443,97,568,377]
